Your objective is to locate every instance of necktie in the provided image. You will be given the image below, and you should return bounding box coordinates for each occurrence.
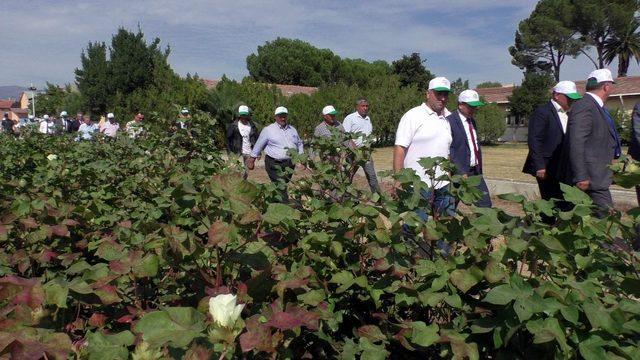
[467,119,481,170]
[602,108,622,158]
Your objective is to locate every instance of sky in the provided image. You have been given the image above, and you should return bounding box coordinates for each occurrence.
[1,0,638,89]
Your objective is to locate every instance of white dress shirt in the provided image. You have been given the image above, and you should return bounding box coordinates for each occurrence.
[343,111,373,147]
[458,112,479,167]
[551,100,568,133]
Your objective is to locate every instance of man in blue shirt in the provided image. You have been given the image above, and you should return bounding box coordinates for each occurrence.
[246,106,304,201]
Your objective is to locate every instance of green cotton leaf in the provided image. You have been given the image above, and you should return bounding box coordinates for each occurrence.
[43,280,68,308]
[513,298,533,322]
[620,277,640,296]
[498,193,526,204]
[574,254,592,270]
[583,303,622,335]
[579,338,608,360]
[355,205,379,217]
[537,234,569,252]
[449,266,483,293]
[263,203,301,224]
[560,183,592,205]
[328,204,354,220]
[85,331,135,360]
[506,236,528,254]
[297,289,325,306]
[560,306,579,325]
[483,284,517,305]
[132,254,159,278]
[359,337,389,360]
[526,318,570,353]
[134,307,206,348]
[484,260,506,284]
[410,321,440,347]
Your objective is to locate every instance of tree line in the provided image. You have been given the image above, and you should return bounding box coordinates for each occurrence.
[36,30,506,147]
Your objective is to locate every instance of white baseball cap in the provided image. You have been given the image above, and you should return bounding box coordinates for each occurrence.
[458,90,485,107]
[428,77,451,92]
[322,105,337,116]
[587,68,615,85]
[274,106,288,115]
[238,105,250,116]
[553,81,582,100]
[107,112,115,119]
[43,114,50,120]
[28,115,34,120]
[60,111,68,117]
[181,108,189,114]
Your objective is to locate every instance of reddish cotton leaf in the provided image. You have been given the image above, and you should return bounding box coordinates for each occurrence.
[93,285,121,305]
[109,260,130,274]
[19,218,38,229]
[240,315,275,353]
[207,220,230,247]
[88,313,107,327]
[118,220,132,229]
[116,315,134,324]
[62,219,79,227]
[50,225,70,238]
[266,306,319,331]
[0,224,7,235]
[0,276,45,309]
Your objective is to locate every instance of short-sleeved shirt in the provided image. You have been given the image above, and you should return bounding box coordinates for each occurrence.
[343,112,372,147]
[238,121,253,155]
[395,103,452,188]
[314,121,345,138]
[102,121,119,137]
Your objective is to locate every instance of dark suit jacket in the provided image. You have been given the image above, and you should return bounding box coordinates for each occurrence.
[226,120,259,155]
[447,111,483,175]
[522,101,564,179]
[629,102,640,160]
[562,94,616,190]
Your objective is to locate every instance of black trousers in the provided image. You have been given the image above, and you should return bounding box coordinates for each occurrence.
[265,155,294,202]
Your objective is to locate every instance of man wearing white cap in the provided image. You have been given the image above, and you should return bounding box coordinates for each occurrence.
[177,108,190,130]
[447,89,492,208]
[343,98,380,193]
[100,112,120,138]
[226,105,259,179]
[564,69,620,216]
[39,114,56,135]
[523,81,582,221]
[246,106,304,202]
[394,76,455,218]
[314,105,345,138]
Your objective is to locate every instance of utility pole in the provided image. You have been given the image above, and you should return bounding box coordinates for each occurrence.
[28,84,36,117]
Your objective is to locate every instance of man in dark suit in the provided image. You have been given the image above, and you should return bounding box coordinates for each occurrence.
[523,81,582,221]
[629,103,640,203]
[447,89,491,207]
[565,69,620,217]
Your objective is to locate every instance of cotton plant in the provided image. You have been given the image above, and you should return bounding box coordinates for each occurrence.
[207,293,245,356]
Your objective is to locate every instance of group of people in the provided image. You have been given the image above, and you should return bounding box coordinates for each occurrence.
[523,68,622,220]
[227,68,627,221]
[1,108,193,141]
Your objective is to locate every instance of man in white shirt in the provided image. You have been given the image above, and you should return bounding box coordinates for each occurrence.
[76,115,99,141]
[343,98,380,193]
[226,105,258,179]
[39,115,56,135]
[394,76,455,218]
[125,113,145,139]
[523,81,581,222]
[101,112,120,138]
[447,90,492,208]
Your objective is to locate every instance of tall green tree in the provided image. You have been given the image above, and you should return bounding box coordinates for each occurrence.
[391,53,433,90]
[75,42,110,114]
[109,27,170,96]
[509,0,584,81]
[604,19,640,77]
[573,0,638,68]
[446,78,470,110]
[246,38,342,87]
[508,71,554,121]
[475,103,507,144]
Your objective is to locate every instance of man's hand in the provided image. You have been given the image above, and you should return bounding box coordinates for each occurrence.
[535,169,547,180]
[576,180,590,191]
[245,157,256,170]
[391,181,402,199]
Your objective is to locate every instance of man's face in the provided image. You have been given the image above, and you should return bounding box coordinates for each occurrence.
[239,115,249,123]
[275,114,288,126]
[76,113,83,120]
[602,82,615,99]
[108,117,115,123]
[356,102,369,117]
[458,103,477,118]
[553,92,572,111]
[83,116,91,124]
[427,90,449,113]
[323,114,336,124]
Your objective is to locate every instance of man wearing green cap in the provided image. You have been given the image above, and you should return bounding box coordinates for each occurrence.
[523,80,582,222]
[447,89,491,208]
[226,105,259,179]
